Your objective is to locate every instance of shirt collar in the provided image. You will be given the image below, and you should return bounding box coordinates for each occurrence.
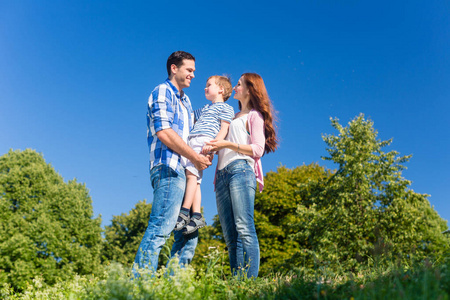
[165,78,185,99]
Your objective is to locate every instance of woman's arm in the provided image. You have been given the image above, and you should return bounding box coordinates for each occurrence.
[207,111,266,157]
[206,139,254,156]
[247,111,265,158]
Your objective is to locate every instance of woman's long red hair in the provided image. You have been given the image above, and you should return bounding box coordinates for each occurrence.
[241,73,278,154]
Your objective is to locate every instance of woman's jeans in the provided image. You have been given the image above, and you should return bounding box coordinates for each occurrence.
[133,164,198,276]
[215,159,259,278]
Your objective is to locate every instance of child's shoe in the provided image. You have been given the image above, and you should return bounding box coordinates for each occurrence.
[182,214,206,235]
[174,212,190,231]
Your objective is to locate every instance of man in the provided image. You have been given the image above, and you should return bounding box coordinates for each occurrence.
[133,51,211,275]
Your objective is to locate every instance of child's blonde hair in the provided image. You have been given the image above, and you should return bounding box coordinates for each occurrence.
[208,75,232,101]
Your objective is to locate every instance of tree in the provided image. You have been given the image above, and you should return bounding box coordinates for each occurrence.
[253,163,332,275]
[0,149,102,291]
[290,114,449,271]
[103,199,154,266]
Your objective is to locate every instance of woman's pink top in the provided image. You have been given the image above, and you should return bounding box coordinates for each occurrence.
[247,109,266,192]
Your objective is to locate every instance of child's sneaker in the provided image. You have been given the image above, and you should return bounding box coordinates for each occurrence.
[182,215,206,235]
[174,212,190,231]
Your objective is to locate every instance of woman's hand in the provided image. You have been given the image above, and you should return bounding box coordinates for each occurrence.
[205,139,231,152]
[201,145,213,155]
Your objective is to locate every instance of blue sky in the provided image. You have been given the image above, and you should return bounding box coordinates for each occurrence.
[1,1,449,228]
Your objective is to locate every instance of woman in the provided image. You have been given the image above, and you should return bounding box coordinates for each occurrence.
[207,73,278,278]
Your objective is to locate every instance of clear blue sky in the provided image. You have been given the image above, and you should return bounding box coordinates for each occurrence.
[1,1,449,228]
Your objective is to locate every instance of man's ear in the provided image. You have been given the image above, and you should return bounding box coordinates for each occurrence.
[170,64,178,76]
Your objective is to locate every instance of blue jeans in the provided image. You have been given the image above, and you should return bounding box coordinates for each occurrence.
[215,159,259,278]
[133,164,198,275]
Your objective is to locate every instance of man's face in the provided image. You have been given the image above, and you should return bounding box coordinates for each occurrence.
[172,59,195,90]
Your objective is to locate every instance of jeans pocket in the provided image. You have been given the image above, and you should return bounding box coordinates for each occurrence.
[229,162,256,191]
[150,165,165,189]
[151,164,185,190]
[242,164,256,191]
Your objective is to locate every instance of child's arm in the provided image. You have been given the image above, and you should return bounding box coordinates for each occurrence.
[201,120,230,154]
[215,120,230,141]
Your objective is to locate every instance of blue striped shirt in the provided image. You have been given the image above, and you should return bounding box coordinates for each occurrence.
[190,102,234,139]
[147,79,193,171]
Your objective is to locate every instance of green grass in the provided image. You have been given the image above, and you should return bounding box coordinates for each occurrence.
[2,253,449,300]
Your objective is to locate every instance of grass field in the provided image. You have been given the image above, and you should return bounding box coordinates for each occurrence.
[2,250,449,300]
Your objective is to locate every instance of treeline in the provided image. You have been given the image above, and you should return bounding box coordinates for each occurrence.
[1,114,448,292]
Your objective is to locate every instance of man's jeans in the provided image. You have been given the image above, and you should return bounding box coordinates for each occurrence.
[215,159,259,278]
[133,164,198,275]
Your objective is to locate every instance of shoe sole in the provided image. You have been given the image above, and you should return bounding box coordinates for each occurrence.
[182,222,206,235]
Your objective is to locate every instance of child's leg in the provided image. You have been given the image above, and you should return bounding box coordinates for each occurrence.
[182,170,199,210]
[179,136,207,234]
[191,184,201,213]
[183,182,206,235]
[175,170,199,231]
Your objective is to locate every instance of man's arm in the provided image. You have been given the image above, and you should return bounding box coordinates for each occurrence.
[156,128,211,170]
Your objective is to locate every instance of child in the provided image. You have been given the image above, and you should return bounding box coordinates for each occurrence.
[175,75,234,235]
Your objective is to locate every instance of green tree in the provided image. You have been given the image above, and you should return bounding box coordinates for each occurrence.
[254,163,332,275]
[0,149,102,291]
[102,199,153,266]
[290,114,449,271]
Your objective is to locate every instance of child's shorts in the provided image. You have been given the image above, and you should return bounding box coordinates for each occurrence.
[185,135,212,183]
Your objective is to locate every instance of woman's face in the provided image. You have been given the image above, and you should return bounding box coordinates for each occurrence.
[233,77,249,101]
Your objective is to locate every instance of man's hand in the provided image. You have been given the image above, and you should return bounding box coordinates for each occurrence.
[207,153,214,163]
[192,153,211,170]
[157,129,211,170]
[200,145,214,163]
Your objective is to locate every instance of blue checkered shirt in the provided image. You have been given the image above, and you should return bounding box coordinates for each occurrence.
[147,79,193,171]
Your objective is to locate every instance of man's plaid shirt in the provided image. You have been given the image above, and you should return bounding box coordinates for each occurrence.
[147,79,193,171]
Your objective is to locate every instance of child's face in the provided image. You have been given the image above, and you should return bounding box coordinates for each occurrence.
[204,78,222,101]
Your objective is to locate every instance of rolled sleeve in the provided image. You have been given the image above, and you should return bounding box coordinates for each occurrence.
[249,111,265,158]
[151,87,174,133]
[219,104,234,124]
